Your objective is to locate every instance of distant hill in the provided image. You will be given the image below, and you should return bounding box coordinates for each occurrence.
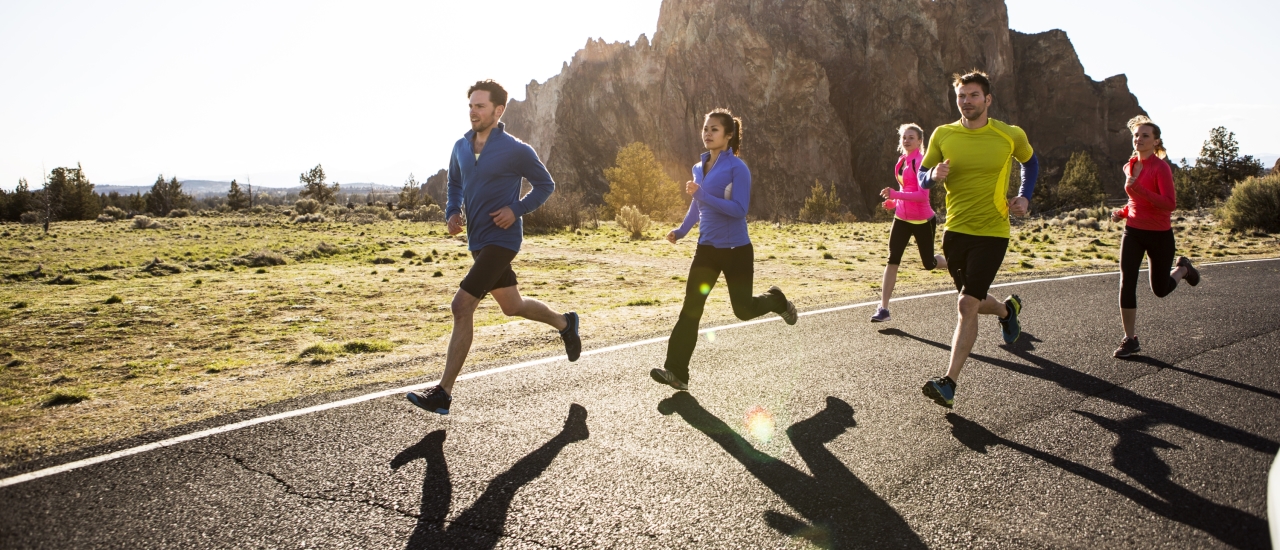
[93,180,400,197]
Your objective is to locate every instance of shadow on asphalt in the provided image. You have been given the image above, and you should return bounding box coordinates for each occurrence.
[881,328,1274,548]
[390,403,590,550]
[657,392,926,549]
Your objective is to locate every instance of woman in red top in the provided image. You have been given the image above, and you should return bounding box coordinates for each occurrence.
[1109,115,1200,358]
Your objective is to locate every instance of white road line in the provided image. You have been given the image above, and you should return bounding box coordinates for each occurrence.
[2,256,1276,488]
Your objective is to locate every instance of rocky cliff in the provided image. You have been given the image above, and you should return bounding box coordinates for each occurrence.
[503,0,1146,218]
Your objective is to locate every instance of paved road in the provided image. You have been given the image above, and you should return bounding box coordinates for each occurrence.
[3,260,1279,549]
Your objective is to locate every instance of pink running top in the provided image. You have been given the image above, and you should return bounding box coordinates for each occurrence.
[1117,155,1175,231]
[885,149,935,221]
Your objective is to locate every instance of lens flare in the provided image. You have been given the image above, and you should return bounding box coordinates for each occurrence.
[745,405,775,443]
[699,283,711,296]
[703,330,716,342]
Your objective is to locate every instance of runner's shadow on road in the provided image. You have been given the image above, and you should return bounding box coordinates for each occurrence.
[882,326,1275,548]
[1119,355,1280,401]
[390,403,590,550]
[657,392,925,549]
[947,412,1269,549]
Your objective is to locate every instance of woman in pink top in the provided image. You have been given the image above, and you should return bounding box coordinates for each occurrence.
[1109,115,1200,358]
[871,123,947,322]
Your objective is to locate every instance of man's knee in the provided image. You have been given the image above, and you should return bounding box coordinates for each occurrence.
[451,291,480,319]
[498,299,523,317]
[957,294,981,316]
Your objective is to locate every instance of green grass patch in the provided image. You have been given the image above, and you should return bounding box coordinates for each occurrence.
[105,295,123,304]
[300,339,394,358]
[10,301,27,309]
[626,298,661,306]
[43,389,90,407]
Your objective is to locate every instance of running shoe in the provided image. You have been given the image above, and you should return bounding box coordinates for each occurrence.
[1113,336,1140,358]
[999,294,1022,344]
[870,307,891,323]
[1177,256,1200,287]
[560,311,581,362]
[649,368,688,391]
[406,385,452,415]
[768,286,798,325]
[921,376,957,409]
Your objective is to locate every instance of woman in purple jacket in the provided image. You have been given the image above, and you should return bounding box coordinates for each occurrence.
[871,123,947,322]
[649,108,798,391]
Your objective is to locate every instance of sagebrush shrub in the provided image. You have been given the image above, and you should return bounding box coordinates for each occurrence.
[1217,172,1280,233]
[236,250,287,267]
[294,199,320,215]
[19,212,39,224]
[133,216,164,229]
[102,206,128,220]
[616,205,651,240]
[167,209,191,218]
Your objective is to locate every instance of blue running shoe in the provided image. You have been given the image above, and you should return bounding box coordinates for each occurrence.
[870,307,891,323]
[999,295,1022,344]
[560,312,581,362]
[406,385,452,415]
[922,376,956,409]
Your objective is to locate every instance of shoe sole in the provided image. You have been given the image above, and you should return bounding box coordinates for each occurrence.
[649,369,688,391]
[1001,296,1022,344]
[782,302,798,325]
[1113,346,1141,359]
[563,312,581,362]
[921,382,954,409]
[406,392,450,415]
[870,315,890,323]
[1180,258,1200,286]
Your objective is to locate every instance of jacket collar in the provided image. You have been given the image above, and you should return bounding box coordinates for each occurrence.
[465,121,506,143]
[700,147,735,164]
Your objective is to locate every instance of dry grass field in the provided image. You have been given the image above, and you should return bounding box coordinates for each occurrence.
[1,209,1276,468]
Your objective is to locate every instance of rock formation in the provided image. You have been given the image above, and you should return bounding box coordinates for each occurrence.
[503,0,1147,218]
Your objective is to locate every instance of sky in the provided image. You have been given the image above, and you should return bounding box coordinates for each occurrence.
[1,0,1276,190]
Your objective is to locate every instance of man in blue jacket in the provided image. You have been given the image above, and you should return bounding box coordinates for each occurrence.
[407,80,581,416]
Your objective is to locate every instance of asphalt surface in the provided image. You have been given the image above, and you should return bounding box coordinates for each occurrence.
[2,259,1279,549]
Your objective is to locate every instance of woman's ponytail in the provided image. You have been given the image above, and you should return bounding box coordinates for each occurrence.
[706,108,743,155]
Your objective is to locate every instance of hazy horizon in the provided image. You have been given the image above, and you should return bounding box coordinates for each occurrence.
[2,0,1277,191]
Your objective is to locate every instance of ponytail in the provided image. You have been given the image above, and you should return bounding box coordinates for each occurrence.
[1127,115,1167,160]
[706,108,743,155]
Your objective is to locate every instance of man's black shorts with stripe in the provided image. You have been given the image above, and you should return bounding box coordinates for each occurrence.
[941,231,1009,300]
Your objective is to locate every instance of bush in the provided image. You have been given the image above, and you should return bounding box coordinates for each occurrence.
[142,257,183,276]
[603,142,683,219]
[235,250,287,267]
[294,214,326,224]
[526,188,594,233]
[1217,172,1280,233]
[95,214,116,223]
[132,216,165,229]
[167,208,191,218]
[615,205,651,240]
[799,181,843,223]
[19,212,39,224]
[102,206,128,220]
[43,388,90,407]
[294,199,321,215]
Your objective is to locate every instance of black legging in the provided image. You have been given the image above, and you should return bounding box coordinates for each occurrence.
[1119,226,1178,309]
[887,217,938,269]
[664,244,784,383]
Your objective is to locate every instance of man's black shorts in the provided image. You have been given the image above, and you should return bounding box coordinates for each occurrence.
[459,245,519,299]
[942,231,1009,300]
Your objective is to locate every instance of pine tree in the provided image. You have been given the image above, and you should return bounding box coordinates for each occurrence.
[299,164,339,204]
[226,179,250,210]
[1055,151,1106,209]
[1196,127,1264,199]
[398,173,420,210]
[799,180,843,223]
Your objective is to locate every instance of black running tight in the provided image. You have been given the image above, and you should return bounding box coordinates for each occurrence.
[1119,226,1178,309]
[664,244,784,383]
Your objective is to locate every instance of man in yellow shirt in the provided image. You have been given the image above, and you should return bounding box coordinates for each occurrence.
[917,70,1040,409]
